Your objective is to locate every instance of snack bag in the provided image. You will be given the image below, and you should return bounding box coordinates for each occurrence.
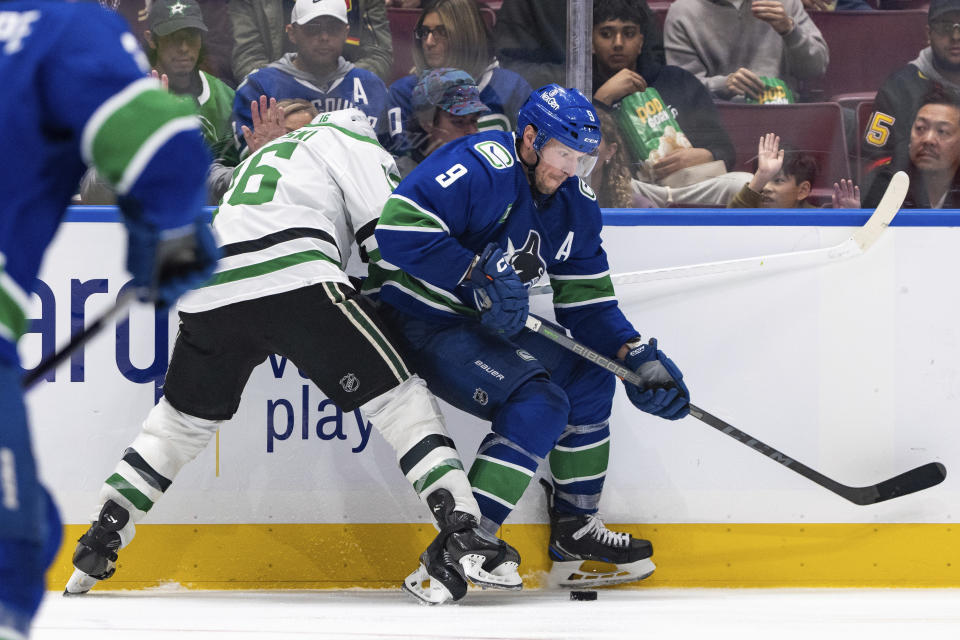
[746,77,795,105]
[617,88,692,167]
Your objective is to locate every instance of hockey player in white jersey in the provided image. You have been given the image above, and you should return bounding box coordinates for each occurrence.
[64,108,520,605]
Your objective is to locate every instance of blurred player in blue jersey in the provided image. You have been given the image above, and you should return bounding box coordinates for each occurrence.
[367,84,691,593]
[0,1,218,636]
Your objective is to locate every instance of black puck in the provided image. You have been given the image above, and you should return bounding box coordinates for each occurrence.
[569,590,597,601]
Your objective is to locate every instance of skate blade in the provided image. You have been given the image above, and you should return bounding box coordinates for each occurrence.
[459,554,522,590]
[401,563,458,605]
[64,569,100,596]
[550,557,655,588]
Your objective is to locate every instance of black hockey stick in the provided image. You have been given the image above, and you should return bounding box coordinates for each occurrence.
[21,289,139,390]
[523,314,947,505]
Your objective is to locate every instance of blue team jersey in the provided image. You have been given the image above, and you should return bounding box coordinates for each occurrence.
[0,0,209,365]
[368,130,638,358]
[384,66,532,156]
[233,60,388,148]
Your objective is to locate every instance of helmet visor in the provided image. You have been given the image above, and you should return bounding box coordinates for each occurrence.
[538,138,599,179]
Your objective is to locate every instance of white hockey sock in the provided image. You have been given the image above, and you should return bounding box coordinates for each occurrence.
[361,375,481,521]
[94,397,221,545]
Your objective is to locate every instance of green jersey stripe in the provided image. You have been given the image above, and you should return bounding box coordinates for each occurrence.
[413,460,464,493]
[0,287,26,342]
[548,440,610,481]
[366,264,474,315]
[117,116,202,194]
[302,121,381,147]
[81,77,156,164]
[468,458,533,505]
[0,262,29,342]
[106,473,154,513]
[199,250,338,288]
[550,274,616,306]
[379,195,450,232]
[475,454,535,477]
[88,85,198,188]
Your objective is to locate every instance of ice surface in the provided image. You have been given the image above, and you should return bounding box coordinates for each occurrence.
[32,587,960,639]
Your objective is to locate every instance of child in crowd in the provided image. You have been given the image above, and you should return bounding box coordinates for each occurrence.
[729,133,861,208]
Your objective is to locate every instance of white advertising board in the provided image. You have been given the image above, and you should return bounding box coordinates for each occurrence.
[27,214,958,527]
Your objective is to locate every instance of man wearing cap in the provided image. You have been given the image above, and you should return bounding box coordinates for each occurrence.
[231,0,388,154]
[230,0,392,83]
[78,0,239,204]
[862,0,960,194]
[393,68,491,176]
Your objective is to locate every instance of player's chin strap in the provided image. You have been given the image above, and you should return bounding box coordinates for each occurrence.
[516,136,550,205]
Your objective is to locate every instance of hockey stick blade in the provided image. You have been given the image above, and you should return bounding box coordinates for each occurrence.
[687,404,946,505]
[530,171,908,296]
[524,311,946,505]
[849,461,947,506]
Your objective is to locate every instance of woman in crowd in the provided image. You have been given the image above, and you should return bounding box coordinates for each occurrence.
[383,0,531,159]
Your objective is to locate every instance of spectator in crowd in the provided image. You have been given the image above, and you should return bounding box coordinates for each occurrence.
[79,0,239,205]
[239,96,321,154]
[394,68,491,176]
[384,0,530,157]
[729,133,861,208]
[232,0,389,155]
[494,0,664,90]
[591,105,640,208]
[592,0,751,206]
[100,0,236,86]
[664,0,828,102]
[862,0,960,186]
[864,87,960,209]
[230,0,392,83]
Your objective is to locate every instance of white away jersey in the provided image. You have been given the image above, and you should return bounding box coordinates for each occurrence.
[179,109,399,313]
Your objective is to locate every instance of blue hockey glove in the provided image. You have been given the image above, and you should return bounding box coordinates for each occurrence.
[466,243,528,337]
[125,216,220,308]
[622,338,690,420]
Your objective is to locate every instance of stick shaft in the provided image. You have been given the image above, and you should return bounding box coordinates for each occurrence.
[531,171,908,296]
[21,290,138,390]
[523,307,943,505]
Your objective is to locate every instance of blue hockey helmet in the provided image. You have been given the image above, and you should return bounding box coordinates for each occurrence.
[516,84,602,155]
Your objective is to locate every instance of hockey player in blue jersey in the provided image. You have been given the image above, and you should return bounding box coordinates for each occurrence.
[367,84,691,594]
[232,0,388,154]
[0,1,218,636]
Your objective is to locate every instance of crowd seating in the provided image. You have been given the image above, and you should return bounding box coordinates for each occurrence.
[803,10,928,102]
[716,102,851,201]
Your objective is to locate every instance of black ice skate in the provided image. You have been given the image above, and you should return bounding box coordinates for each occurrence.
[541,479,655,588]
[63,500,130,595]
[402,489,522,604]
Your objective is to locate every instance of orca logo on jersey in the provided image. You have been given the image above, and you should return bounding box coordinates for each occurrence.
[505,231,547,286]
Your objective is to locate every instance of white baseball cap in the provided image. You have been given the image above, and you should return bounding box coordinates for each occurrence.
[291,0,348,25]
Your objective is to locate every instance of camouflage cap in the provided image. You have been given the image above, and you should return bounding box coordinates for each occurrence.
[412,68,491,117]
[148,0,207,37]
